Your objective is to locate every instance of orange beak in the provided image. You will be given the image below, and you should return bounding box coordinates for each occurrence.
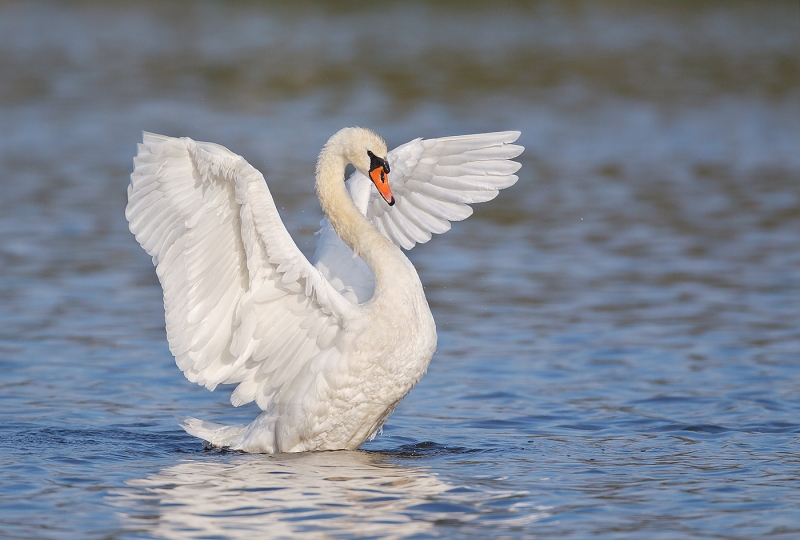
[369,164,395,206]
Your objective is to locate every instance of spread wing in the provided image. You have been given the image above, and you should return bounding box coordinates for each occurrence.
[126,133,356,412]
[312,131,523,303]
[367,131,523,250]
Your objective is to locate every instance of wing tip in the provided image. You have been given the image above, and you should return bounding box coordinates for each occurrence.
[142,131,170,145]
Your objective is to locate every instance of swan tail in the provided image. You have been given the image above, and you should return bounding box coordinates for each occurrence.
[177,415,245,448]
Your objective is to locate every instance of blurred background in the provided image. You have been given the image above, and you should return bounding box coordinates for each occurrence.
[1,1,799,538]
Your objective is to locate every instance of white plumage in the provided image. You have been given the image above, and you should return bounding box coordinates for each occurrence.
[126,127,523,453]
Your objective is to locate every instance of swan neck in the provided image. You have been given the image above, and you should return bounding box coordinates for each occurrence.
[315,148,394,279]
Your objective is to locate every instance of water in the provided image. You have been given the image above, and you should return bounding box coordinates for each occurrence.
[1,1,799,538]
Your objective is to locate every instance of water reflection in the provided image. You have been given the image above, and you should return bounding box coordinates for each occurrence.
[116,450,539,538]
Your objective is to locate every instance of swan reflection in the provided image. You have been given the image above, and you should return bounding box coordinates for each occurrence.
[117,450,462,538]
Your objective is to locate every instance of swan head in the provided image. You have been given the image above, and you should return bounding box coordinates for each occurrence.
[324,127,394,206]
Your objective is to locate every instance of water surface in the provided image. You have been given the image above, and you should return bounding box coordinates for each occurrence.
[1,1,799,538]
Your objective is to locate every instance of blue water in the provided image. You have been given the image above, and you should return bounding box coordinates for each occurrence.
[1,1,799,538]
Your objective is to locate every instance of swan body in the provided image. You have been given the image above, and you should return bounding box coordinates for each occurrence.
[126,127,523,453]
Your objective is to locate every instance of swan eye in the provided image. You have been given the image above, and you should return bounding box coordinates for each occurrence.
[367,150,389,176]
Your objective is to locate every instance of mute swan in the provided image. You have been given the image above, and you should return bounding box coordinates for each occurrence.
[126,127,523,453]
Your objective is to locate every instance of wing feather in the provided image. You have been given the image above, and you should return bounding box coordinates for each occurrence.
[367,131,523,250]
[127,133,355,409]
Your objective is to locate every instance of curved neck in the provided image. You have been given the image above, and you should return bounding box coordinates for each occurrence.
[315,147,398,292]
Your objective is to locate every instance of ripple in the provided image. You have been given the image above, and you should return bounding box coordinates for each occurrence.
[380,441,483,458]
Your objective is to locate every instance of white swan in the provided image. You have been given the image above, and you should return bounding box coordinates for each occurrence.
[126,127,523,453]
